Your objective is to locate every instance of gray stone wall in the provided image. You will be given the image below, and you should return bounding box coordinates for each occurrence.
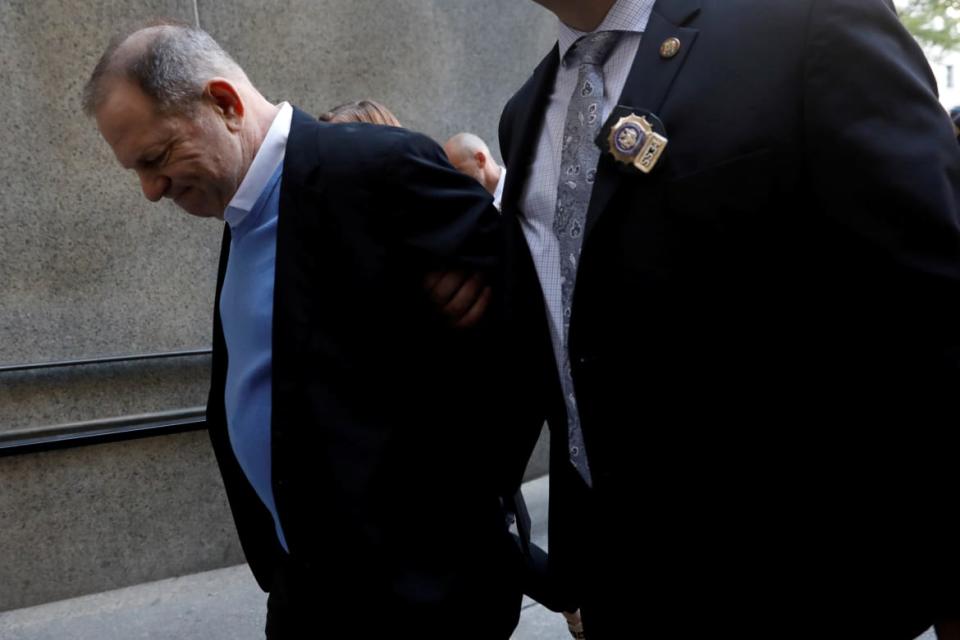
[0,0,555,611]
[0,432,241,611]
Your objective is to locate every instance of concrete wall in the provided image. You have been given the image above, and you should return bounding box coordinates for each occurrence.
[0,0,556,611]
[0,432,241,612]
[0,0,556,431]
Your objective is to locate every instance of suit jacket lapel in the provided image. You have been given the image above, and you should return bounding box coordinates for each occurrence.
[583,0,702,240]
[501,46,560,214]
[271,108,320,420]
[209,226,231,428]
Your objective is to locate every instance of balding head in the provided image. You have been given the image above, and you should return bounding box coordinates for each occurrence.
[82,20,247,117]
[86,21,280,220]
[443,132,502,196]
[443,133,491,166]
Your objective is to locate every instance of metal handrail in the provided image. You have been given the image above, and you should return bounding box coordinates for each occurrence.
[0,348,212,374]
[0,407,207,456]
[0,350,213,455]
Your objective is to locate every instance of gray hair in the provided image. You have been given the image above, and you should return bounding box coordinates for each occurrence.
[82,19,246,116]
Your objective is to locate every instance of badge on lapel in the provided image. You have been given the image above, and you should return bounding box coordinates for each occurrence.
[596,105,669,175]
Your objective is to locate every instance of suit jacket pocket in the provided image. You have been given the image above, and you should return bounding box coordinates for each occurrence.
[664,148,788,224]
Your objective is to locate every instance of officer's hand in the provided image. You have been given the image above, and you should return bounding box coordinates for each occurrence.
[423,270,492,329]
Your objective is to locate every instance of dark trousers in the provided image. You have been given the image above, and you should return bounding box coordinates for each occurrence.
[549,451,957,639]
[264,549,522,640]
[547,459,622,638]
[504,488,579,614]
[517,539,579,614]
[264,556,365,639]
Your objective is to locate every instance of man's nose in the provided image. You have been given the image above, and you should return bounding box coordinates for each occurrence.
[138,171,170,203]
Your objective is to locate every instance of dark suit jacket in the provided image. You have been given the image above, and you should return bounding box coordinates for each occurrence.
[500,0,960,635]
[206,109,522,637]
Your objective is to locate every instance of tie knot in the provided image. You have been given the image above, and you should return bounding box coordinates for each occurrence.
[567,31,621,67]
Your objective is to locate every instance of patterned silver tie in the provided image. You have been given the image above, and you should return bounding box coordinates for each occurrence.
[553,31,621,487]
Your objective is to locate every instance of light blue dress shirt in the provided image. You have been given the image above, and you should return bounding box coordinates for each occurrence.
[220,103,292,551]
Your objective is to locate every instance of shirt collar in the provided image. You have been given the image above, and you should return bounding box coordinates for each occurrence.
[224,102,293,228]
[557,0,655,63]
[493,167,506,211]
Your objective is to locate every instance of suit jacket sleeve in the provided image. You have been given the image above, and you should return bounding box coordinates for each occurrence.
[382,130,502,273]
[803,0,960,374]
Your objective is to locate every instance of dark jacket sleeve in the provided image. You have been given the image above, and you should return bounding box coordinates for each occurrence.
[382,130,502,273]
[803,0,960,374]
[803,1,960,612]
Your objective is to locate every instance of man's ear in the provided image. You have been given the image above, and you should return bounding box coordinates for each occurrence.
[475,151,486,170]
[205,79,244,132]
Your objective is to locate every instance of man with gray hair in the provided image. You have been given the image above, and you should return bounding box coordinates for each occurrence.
[443,132,506,211]
[85,20,525,639]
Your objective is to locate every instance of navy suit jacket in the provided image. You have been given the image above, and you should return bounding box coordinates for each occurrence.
[206,109,523,635]
[499,0,960,635]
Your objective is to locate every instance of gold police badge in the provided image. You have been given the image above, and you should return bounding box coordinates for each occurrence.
[607,114,668,174]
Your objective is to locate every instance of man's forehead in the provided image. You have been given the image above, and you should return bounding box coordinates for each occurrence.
[96,82,168,161]
[98,77,152,115]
